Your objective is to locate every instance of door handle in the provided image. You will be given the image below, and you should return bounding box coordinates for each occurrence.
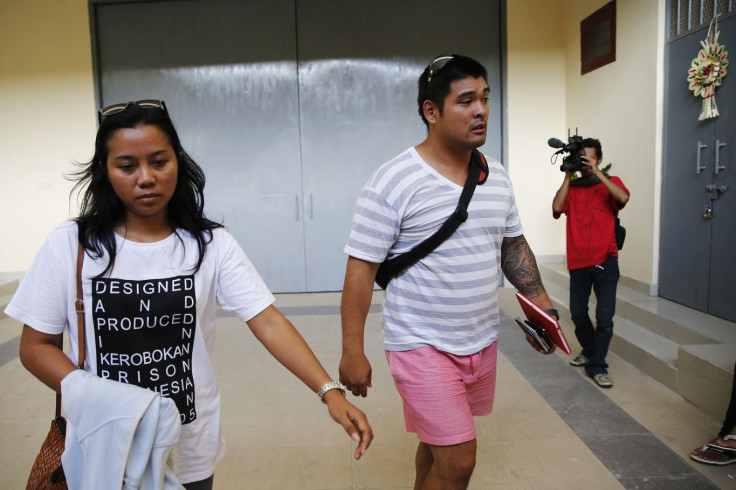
[715,140,727,174]
[295,195,300,221]
[706,184,728,194]
[696,141,707,174]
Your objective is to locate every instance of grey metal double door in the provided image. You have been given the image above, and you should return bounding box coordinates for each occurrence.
[93,0,502,292]
[660,14,735,322]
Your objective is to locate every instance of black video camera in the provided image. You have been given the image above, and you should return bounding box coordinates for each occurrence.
[548,131,585,173]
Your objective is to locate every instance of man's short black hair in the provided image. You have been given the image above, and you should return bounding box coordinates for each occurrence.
[582,138,603,159]
[417,54,488,128]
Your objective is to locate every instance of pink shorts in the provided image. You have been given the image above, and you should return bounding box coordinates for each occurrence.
[385,342,498,446]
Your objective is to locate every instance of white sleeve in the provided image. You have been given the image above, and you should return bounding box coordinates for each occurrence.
[504,193,524,238]
[494,162,523,238]
[343,185,400,263]
[4,225,75,334]
[212,229,275,323]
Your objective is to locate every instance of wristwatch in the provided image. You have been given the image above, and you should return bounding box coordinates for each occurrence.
[317,381,346,404]
[545,308,560,320]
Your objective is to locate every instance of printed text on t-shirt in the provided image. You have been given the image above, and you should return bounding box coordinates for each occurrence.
[93,276,197,424]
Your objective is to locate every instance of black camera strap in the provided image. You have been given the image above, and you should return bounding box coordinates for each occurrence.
[375,149,487,289]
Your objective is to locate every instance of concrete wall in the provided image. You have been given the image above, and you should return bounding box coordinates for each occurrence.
[505,0,568,261]
[563,0,663,288]
[507,0,663,289]
[1,0,664,291]
[0,0,96,272]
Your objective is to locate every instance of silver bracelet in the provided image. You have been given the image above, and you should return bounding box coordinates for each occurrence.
[317,381,346,404]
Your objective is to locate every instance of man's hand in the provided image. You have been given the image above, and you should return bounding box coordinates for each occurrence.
[579,147,629,206]
[340,256,379,398]
[523,332,557,354]
[582,156,602,176]
[339,352,372,397]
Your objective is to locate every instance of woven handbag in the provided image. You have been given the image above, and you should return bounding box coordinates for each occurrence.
[26,417,68,489]
[26,245,86,490]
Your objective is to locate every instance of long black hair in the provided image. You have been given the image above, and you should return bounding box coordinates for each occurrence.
[71,102,222,276]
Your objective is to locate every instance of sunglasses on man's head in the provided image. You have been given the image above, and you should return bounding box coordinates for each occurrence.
[97,99,168,123]
[427,54,454,83]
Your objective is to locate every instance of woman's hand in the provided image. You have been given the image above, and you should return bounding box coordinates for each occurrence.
[323,390,374,460]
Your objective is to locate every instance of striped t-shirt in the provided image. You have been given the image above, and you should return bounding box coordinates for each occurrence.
[344,147,523,356]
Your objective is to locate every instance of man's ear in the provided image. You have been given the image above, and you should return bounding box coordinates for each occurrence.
[423,100,439,125]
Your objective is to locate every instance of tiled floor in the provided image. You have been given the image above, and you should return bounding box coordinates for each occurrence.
[1,288,734,489]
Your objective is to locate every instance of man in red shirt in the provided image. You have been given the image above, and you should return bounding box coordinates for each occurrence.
[552,138,629,388]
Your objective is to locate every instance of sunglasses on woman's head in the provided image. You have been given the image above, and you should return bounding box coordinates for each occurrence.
[97,99,168,123]
[427,54,454,83]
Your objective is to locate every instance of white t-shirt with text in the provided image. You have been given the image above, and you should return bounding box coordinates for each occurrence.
[6,221,274,483]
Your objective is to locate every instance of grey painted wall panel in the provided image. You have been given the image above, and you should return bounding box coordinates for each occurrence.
[94,0,503,292]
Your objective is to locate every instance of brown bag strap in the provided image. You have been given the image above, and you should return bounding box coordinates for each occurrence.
[55,244,86,418]
[75,243,86,370]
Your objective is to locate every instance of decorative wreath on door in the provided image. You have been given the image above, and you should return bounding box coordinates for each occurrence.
[687,14,729,120]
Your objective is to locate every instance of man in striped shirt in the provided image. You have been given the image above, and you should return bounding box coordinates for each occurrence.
[339,54,557,489]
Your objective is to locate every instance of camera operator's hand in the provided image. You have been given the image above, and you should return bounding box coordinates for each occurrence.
[582,156,602,176]
[579,147,630,207]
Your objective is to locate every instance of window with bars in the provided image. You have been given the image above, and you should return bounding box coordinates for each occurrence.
[669,0,734,37]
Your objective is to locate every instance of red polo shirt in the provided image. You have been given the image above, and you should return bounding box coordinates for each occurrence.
[558,176,629,270]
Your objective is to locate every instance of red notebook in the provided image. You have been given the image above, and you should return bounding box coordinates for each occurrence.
[515,292,572,354]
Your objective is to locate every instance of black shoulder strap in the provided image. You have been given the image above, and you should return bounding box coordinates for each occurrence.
[377,150,486,284]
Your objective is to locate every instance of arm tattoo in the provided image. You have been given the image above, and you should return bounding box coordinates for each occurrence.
[501,234,546,298]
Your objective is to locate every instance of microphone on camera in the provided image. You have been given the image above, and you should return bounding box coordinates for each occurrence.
[547,138,566,149]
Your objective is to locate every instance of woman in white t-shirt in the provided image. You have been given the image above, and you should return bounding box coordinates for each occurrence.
[8,100,372,489]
